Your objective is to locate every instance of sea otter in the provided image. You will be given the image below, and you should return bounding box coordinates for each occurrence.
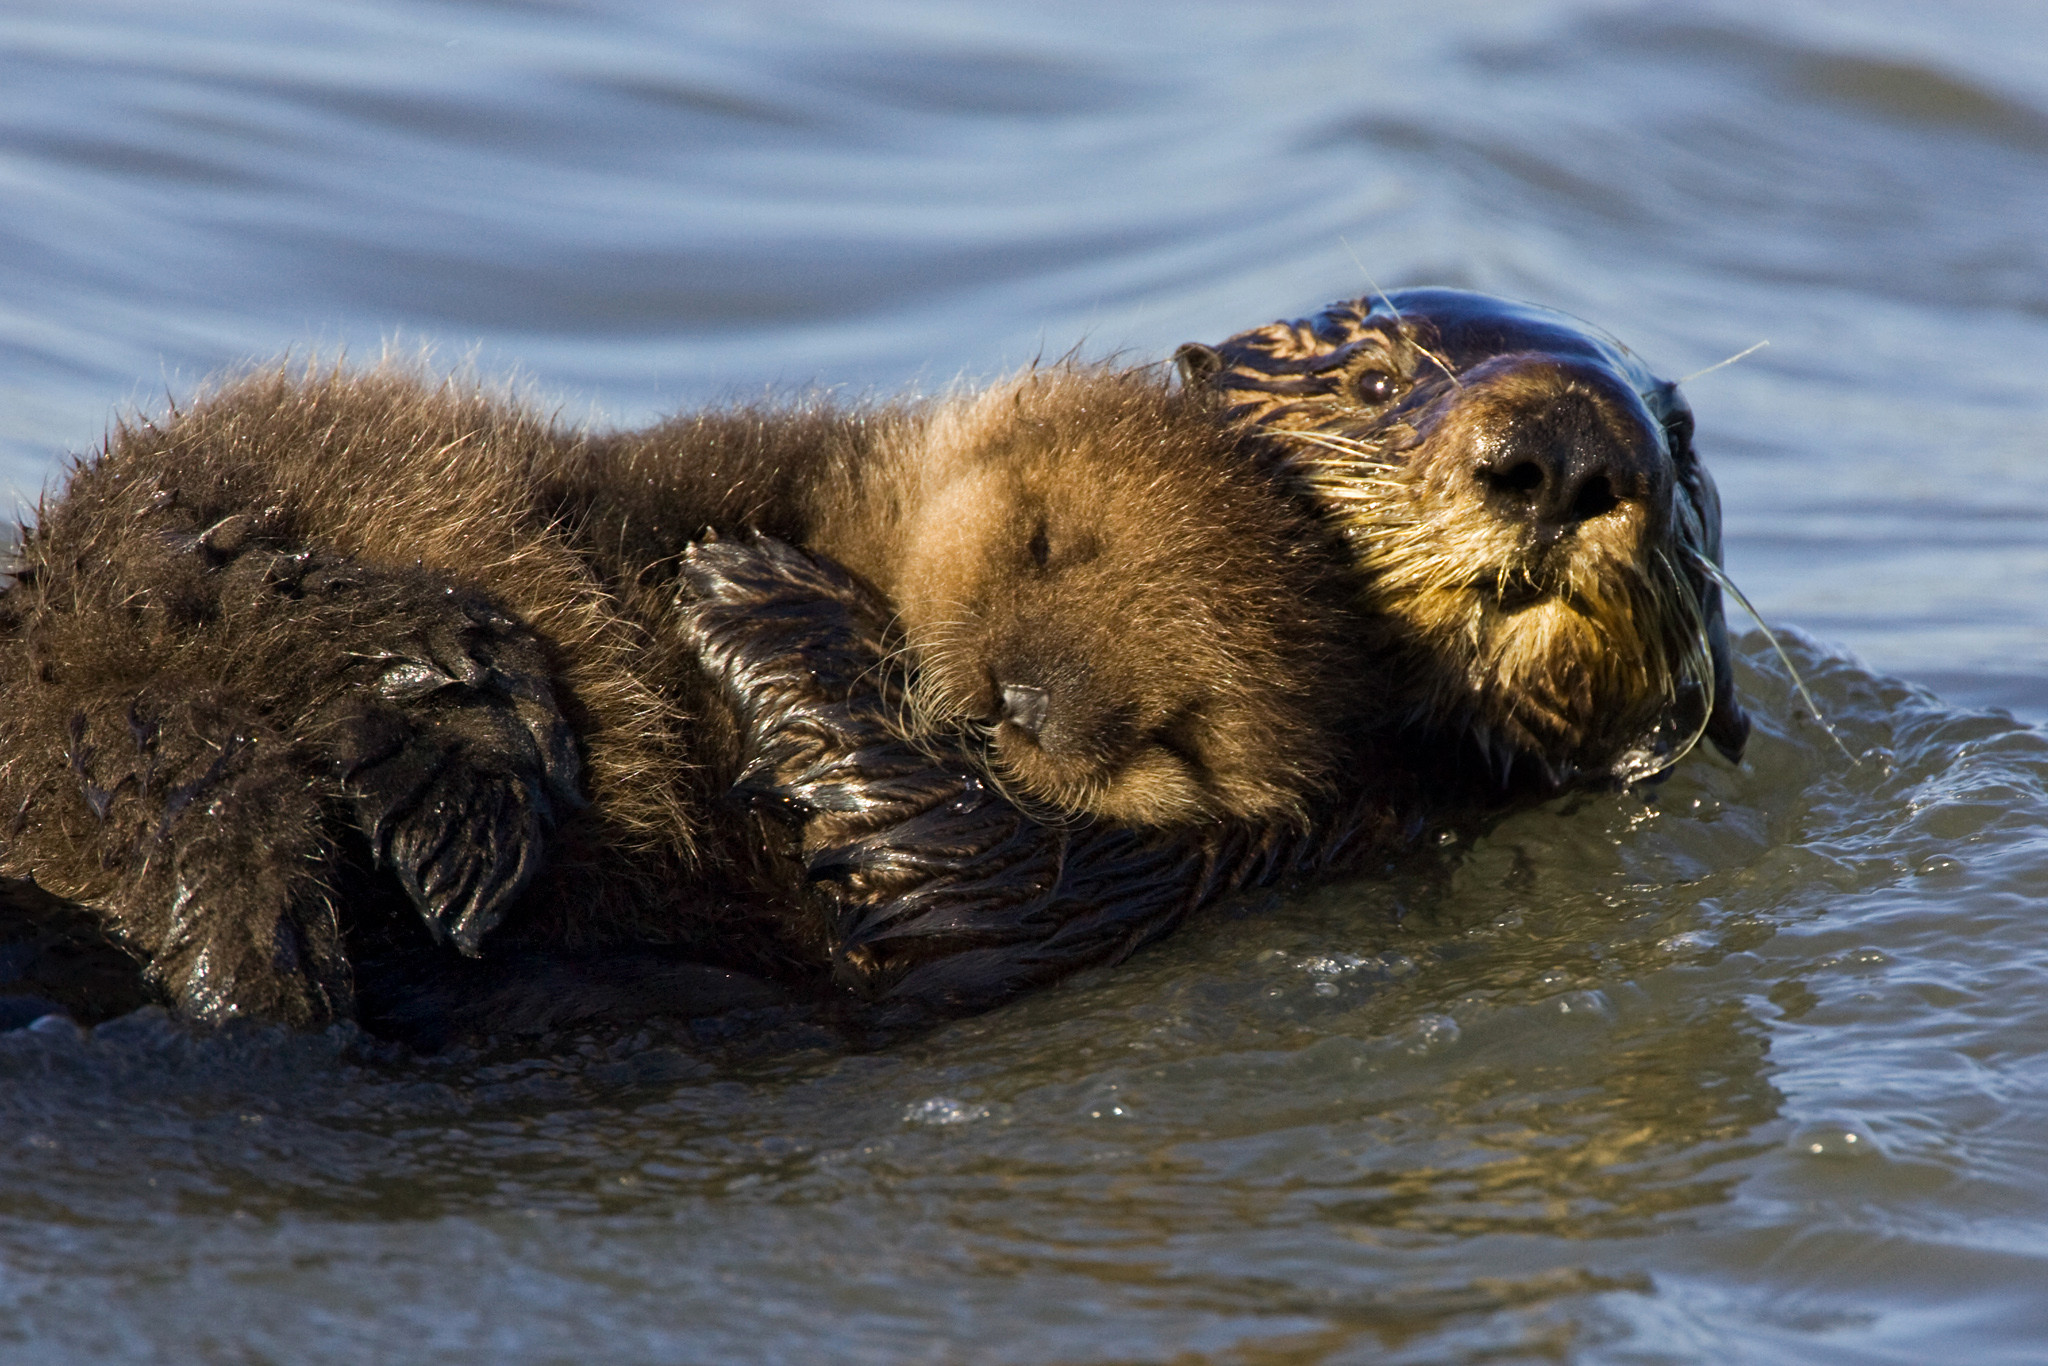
[0,290,1747,1038]
[0,362,1364,1028]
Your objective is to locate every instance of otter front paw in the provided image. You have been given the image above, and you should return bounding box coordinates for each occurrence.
[317,593,583,955]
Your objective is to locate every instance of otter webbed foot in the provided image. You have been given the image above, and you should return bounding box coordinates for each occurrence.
[307,574,584,955]
[3,528,585,1023]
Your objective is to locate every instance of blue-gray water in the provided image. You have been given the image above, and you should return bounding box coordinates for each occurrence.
[4,2,2048,1361]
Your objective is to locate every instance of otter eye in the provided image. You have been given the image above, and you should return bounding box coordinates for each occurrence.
[1028,523,1051,568]
[1353,369,1402,405]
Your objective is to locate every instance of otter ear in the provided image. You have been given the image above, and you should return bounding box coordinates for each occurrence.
[1174,343,1225,390]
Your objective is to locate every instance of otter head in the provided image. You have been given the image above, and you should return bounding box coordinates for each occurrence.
[849,368,1359,826]
[1178,288,1750,791]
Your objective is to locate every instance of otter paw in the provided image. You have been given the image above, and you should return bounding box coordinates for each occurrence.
[120,728,356,1028]
[323,597,583,955]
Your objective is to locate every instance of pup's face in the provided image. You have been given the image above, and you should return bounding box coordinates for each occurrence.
[1181,288,1749,789]
[884,372,1356,826]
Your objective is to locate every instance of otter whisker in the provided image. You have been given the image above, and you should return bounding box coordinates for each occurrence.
[1685,547,1859,765]
[1607,547,1718,783]
[1404,337,1464,392]
[1675,340,1769,388]
[1266,427,1393,464]
[1293,426,1401,460]
[1340,236,1403,325]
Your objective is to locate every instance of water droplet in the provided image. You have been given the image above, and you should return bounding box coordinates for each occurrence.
[1791,1119,1880,1159]
[903,1097,988,1127]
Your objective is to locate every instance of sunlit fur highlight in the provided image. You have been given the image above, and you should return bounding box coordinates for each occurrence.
[1189,293,1743,786]
[810,369,1361,825]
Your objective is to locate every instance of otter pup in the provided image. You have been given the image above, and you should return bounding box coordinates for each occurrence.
[0,363,1361,1027]
[562,370,1356,826]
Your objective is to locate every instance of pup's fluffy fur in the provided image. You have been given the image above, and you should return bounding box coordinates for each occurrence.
[0,362,1361,1026]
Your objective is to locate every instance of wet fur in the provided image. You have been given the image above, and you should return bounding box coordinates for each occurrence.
[0,290,1749,1038]
[0,362,1360,1028]
[1179,289,1750,789]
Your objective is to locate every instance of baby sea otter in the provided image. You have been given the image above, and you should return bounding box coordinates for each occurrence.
[0,363,1362,1027]
[568,372,1357,826]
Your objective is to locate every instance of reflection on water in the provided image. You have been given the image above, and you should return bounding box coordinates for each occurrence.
[3,637,2044,1362]
[4,1,2048,1361]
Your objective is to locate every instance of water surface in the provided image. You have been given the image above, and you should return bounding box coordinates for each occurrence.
[3,1,2047,1360]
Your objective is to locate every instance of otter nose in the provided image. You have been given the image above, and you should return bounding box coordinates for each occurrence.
[1477,443,1622,535]
[998,683,1050,739]
[1469,370,1662,540]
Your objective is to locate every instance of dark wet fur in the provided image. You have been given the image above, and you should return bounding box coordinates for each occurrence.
[0,363,1367,1040]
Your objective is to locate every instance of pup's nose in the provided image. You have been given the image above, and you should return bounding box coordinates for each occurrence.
[998,683,1050,739]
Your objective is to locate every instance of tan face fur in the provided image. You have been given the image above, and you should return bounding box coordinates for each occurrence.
[814,369,1357,826]
[1180,289,1749,788]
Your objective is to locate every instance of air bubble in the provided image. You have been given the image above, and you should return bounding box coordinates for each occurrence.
[1403,1014,1461,1054]
[1554,990,1611,1017]
[1791,1119,1880,1159]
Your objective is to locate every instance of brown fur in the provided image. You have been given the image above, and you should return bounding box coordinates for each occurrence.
[0,359,1360,1026]
[1181,288,1750,789]
[0,290,1750,1036]
[559,369,1361,827]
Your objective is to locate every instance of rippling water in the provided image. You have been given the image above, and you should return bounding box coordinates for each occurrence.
[4,1,2047,1360]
